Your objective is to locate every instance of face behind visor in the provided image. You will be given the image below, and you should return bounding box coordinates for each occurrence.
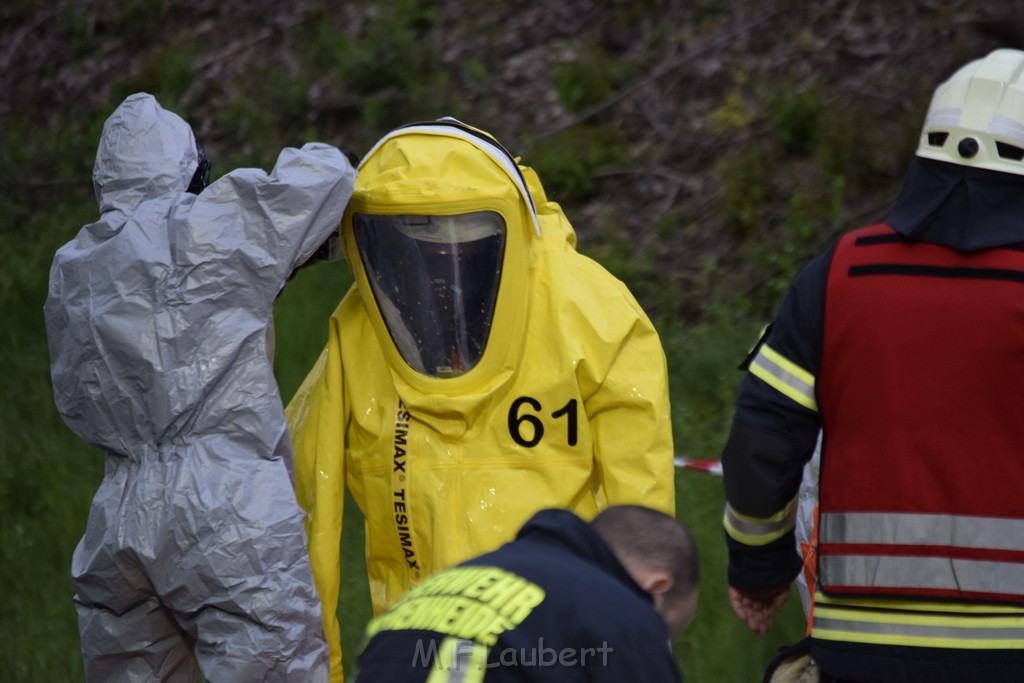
[354,210,506,378]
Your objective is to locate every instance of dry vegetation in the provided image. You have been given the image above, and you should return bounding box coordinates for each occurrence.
[2,1,1022,679]
[4,0,1017,318]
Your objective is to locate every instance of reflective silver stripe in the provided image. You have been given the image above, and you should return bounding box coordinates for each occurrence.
[813,614,1024,642]
[925,107,962,129]
[723,498,797,545]
[820,512,1024,552]
[748,344,817,411]
[819,554,1024,597]
[814,589,1024,614]
[990,115,1024,145]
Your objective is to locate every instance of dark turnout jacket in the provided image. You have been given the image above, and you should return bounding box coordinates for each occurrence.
[723,157,1024,683]
[353,508,681,682]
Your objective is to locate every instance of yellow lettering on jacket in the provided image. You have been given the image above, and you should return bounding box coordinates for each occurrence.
[364,566,546,645]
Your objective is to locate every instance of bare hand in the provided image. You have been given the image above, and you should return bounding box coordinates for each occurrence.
[728,585,790,637]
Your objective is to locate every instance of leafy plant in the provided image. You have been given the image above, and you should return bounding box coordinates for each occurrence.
[552,44,633,114]
[525,124,628,202]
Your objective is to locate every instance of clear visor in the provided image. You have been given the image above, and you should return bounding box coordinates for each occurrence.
[354,211,506,378]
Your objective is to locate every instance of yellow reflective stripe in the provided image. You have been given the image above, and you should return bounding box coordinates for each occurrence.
[723,496,798,546]
[811,591,1024,649]
[813,623,1024,649]
[426,637,487,683]
[749,344,818,411]
[810,626,1024,649]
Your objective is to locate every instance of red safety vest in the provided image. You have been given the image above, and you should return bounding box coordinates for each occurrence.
[817,223,1024,604]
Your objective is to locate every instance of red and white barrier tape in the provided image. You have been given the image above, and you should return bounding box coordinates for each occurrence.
[673,456,723,476]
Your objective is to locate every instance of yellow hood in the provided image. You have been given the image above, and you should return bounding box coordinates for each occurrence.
[341,119,560,428]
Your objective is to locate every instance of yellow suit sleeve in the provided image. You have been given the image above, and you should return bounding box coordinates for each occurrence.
[588,312,676,517]
[286,312,347,683]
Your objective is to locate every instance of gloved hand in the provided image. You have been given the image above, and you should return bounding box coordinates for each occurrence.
[306,228,341,265]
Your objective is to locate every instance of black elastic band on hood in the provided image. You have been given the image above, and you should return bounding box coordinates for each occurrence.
[887,157,1024,252]
[186,144,212,195]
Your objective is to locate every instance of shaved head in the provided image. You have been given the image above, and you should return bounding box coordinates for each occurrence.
[591,505,700,635]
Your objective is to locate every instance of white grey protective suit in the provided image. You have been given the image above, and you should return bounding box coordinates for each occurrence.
[44,93,356,682]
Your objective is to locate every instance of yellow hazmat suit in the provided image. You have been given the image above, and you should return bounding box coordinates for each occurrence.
[286,119,675,680]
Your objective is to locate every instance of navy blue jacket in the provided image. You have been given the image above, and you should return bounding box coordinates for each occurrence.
[353,508,681,682]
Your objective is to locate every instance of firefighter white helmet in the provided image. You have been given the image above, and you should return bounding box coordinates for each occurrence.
[917,48,1024,176]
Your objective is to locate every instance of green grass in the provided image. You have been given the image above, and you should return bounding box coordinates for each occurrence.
[665,309,807,681]
[675,469,806,682]
[273,261,376,678]
[0,201,103,680]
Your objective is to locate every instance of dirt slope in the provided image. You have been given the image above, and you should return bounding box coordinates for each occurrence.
[3,0,1018,317]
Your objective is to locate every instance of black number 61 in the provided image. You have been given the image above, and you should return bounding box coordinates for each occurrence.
[507,396,578,448]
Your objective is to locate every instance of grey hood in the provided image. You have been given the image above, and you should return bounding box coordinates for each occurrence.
[91,92,199,237]
[45,92,356,458]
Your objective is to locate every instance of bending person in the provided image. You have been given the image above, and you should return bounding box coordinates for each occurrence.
[353,505,699,682]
